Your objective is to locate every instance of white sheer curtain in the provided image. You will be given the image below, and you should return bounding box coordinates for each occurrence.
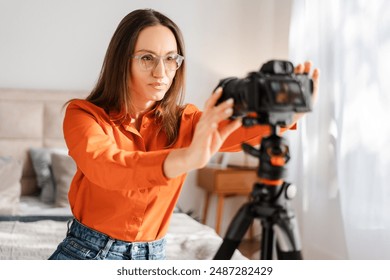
[287,0,390,259]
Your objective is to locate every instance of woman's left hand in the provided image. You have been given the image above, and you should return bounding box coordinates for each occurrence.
[291,61,320,124]
[295,61,320,105]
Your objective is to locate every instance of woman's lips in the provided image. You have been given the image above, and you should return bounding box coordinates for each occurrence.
[150,82,167,90]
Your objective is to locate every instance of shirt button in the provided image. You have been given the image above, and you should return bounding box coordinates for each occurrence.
[139,189,145,193]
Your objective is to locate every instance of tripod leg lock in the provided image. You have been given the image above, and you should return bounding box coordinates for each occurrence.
[273,211,302,253]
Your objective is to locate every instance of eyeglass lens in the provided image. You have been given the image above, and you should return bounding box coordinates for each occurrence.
[137,54,183,71]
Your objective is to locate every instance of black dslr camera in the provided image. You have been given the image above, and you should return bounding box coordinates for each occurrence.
[216,60,313,126]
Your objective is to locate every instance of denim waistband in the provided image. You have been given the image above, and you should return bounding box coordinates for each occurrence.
[67,219,166,256]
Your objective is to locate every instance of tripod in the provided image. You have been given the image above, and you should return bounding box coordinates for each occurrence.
[214,119,302,260]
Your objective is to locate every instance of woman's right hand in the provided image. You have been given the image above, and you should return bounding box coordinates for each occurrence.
[163,88,242,178]
[186,88,242,169]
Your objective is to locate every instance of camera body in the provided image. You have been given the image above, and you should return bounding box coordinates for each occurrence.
[216,60,313,126]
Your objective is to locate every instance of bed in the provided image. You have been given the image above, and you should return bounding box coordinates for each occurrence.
[0,88,246,260]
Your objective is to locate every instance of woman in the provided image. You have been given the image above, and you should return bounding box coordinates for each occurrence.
[49,9,319,260]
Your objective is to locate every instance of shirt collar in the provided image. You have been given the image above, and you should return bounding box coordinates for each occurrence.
[121,103,162,131]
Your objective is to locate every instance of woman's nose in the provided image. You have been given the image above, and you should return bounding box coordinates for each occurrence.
[152,58,166,78]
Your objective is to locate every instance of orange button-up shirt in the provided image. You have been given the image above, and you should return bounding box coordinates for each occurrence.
[64,100,277,242]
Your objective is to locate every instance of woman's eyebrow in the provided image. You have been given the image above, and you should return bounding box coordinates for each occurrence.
[133,49,178,55]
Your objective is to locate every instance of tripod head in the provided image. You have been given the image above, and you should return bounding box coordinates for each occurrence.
[241,116,290,186]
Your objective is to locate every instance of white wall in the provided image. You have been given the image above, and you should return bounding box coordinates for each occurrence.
[0,0,292,235]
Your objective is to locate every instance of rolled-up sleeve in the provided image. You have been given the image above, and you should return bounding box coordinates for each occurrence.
[219,120,297,152]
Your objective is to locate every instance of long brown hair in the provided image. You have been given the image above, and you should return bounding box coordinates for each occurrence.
[86,9,186,146]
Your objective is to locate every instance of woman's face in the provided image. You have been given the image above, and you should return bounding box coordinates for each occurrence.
[130,25,178,112]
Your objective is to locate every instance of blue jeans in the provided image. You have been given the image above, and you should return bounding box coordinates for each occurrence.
[48,219,166,260]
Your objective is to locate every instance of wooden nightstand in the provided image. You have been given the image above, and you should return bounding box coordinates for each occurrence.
[197,166,257,235]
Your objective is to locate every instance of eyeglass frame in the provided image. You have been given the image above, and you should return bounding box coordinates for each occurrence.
[131,53,184,72]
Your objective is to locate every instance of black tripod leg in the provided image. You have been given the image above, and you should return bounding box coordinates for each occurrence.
[260,220,274,260]
[276,247,302,260]
[214,203,254,260]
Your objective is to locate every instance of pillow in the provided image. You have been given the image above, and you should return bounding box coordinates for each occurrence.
[0,157,22,215]
[29,147,67,203]
[51,152,76,207]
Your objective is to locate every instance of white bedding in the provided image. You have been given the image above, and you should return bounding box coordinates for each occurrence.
[166,213,245,260]
[0,212,246,260]
[0,213,246,260]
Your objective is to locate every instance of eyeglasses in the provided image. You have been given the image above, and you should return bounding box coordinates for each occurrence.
[131,53,184,71]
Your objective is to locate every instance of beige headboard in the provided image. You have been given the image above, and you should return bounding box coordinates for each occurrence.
[0,88,87,195]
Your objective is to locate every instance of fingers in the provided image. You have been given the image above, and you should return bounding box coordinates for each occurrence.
[204,87,223,110]
[294,60,312,74]
[295,60,320,87]
[303,61,312,74]
[207,98,234,129]
[295,60,320,77]
[311,68,320,103]
[312,67,320,81]
[294,63,304,74]
[203,87,235,126]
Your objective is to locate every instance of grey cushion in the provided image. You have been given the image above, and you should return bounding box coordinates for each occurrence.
[0,157,22,214]
[29,147,67,203]
[51,152,76,207]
